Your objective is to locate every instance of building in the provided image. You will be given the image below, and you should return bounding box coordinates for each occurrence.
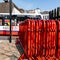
[41,11,49,20]
[0,1,25,25]
[26,8,41,14]
[34,8,41,14]
[0,1,49,20]
[26,9,49,20]
[0,1,25,15]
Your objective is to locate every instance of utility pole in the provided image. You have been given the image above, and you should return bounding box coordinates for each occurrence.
[9,0,12,43]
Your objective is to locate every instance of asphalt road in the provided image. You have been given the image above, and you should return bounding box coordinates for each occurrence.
[0,36,18,40]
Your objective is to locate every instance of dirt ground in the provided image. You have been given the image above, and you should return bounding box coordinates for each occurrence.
[0,40,20,60]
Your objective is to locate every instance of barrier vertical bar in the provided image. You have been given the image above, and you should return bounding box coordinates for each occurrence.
[55,20,58,57]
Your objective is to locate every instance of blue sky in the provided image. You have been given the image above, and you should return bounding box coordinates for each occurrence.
[0,0,60,11]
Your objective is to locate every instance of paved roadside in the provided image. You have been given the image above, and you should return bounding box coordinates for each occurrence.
[0,40,20,60]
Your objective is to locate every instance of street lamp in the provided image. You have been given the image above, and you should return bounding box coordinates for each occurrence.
[3,0,12,43]
[3,0,8,2]
[9,0,12,43]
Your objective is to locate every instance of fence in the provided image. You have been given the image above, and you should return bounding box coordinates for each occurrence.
[16,19,60,60]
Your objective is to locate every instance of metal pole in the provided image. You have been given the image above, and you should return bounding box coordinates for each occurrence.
[9,0,12,43]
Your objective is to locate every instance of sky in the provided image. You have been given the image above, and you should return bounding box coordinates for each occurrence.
[0,0,60,11]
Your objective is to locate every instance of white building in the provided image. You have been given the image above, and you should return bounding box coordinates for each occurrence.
[34,8,41,14]
[0,1,25,25]
[0,1,49,20]
[0,1,25,15]
[26,8,43,19]
[41,11,49,20]
[26,8,49,20]
[26,8,41,14]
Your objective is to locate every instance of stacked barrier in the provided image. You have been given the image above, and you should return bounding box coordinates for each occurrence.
[16,19,60,60]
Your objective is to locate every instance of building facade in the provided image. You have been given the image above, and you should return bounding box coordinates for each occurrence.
[0,1,49,20]
[0,1,25,15]
[41,11,49,20]
[0,1,25,25]
[26,9,49,20]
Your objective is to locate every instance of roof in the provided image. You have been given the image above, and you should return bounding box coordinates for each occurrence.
[13,3,25,13]
[0,2,25,13]
[0,2,9,13]
[19,8,25,13]
[41,11,49,14]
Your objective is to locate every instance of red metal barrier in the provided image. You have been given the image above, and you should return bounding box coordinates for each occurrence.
[58,20,60,57]
[16,19,60,60]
